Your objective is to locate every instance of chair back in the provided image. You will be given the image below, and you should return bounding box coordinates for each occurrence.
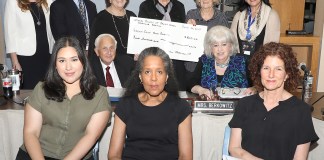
[222,125,231,156]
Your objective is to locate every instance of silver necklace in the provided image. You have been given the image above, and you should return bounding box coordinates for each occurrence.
[215,60,229,68]
[111,10,128,49]
[29,4,41,26]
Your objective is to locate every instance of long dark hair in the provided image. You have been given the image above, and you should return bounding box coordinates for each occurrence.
[123,47,179,97]
[239,0,271,12]
[43,37,99,102]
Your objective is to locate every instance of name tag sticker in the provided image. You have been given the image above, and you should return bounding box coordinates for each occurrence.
[244,51,251,55]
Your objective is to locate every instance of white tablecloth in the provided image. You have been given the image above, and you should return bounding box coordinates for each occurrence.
[0,110,323,160]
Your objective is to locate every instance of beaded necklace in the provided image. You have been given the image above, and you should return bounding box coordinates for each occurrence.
[111,10,128,49]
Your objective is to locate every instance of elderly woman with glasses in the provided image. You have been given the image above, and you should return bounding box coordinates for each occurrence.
[188,25,255,99]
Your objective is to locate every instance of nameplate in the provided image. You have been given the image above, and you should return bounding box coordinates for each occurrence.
[194,101,236,114]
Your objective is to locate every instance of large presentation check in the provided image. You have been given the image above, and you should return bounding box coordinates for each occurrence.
[127,17,207,62]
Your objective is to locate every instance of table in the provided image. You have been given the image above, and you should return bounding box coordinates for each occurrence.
[1,91,324,160]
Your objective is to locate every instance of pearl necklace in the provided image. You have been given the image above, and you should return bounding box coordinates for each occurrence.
[111,10,128,49]
[29,4,41,26]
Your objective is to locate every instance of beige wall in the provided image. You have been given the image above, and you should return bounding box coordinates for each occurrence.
[314,0,324,91]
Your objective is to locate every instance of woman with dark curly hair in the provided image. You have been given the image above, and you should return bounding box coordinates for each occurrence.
[108,47,193,159]
[16,37,111,160]
[228,42,318,159]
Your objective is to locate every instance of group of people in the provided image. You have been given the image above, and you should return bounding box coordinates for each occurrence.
[3,0,319,159]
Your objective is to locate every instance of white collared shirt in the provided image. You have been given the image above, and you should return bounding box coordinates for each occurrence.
[100,60,122,88]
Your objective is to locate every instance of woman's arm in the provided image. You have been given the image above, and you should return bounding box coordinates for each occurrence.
[108,115,126,160]
[23,104,44,160]
[243,87,257,95]
[293,142,310,160]
[229,128,263,160]
[191,85,212,97]
[64,110,110,159]
[10,53,22,70]
[178,114,193,160]
[264,9,280,44]
[230,12,241,53]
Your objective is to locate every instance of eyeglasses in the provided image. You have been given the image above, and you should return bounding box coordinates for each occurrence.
[221,87,241,95]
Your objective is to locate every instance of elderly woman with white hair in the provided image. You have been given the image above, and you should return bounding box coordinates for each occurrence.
[188,26,255,99]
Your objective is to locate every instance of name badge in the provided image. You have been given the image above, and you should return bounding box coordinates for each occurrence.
[242,41,256,56]
[244,51,251,55]
[194,101,236,115]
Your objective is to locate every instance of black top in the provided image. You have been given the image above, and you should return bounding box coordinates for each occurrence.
[237,24,266,60]
[229,94,319,160]
[138,0,186,23]
[115,94,192,160]
[18,3,50,89]
[88,10,136,58]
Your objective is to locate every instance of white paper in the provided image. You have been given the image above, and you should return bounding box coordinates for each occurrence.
[222,155,242,160]
[107,87,125,98]
[127,17,207,62]
[178,91,189,98]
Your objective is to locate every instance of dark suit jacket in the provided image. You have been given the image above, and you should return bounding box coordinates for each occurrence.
[50,0,97,48]
[90,55,134,88]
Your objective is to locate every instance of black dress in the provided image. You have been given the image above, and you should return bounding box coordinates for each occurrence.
[229,94,319,159]
[115,94,192,160]
[18,3,51,89]
[88,10,136,59]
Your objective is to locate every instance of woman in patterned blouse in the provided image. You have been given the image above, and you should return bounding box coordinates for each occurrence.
[187,25,256,99]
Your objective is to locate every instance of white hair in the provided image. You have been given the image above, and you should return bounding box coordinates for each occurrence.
[94,33,118,48]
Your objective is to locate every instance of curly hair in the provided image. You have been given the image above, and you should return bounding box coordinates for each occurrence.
[123,47,179,97]
[249,42,300,92]
[43,36,99,102]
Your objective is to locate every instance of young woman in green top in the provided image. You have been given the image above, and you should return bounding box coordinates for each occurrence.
[16,37,111,160]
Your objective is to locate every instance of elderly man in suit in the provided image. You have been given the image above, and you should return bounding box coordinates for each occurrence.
[91,34,134,88]
[50,0,97,50]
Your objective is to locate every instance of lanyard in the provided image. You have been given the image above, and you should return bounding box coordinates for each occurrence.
[246,7,256,40]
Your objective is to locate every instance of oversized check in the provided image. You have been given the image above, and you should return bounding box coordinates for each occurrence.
[127,17,207,62]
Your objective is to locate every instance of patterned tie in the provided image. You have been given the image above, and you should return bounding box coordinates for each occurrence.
[106,66,114,87]
[78,0,89,47]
